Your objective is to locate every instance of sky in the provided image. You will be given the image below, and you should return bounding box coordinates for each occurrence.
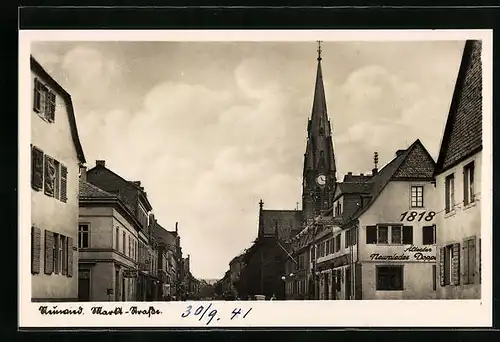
[31,40,466,279]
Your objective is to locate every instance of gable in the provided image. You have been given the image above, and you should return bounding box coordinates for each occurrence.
[436,40,483,174]
[392,141,435,180]
[30,56,86,164]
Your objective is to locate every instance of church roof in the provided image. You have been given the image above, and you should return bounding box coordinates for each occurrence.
[435,40,483,175]
[337,182,372,195]
[260,209,303,241]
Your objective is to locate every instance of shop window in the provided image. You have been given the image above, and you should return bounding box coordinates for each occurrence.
[376,266,403,291]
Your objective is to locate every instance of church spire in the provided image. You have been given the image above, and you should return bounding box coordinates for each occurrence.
[302,41,338,223]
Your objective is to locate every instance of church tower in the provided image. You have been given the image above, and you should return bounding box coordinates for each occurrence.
[302,41,337,224]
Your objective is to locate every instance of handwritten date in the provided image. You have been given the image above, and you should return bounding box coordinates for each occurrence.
[181,303,252,325]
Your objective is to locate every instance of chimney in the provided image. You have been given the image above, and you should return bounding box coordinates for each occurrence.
[79,165,87,181]
[396,149,406,157]
[96,160,105,167]
[132,181,141,187]
[360,173,364,176]
[175,222,178,233]
[372,152,379,175]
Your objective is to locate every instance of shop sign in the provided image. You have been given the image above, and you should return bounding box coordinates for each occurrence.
[369,245,436,262]
[123,269,138,278]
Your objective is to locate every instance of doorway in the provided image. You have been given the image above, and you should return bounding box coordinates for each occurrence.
[78,269,91,301]
[324,273,329,300]
[345,267,352,300]
[115,268,120,301]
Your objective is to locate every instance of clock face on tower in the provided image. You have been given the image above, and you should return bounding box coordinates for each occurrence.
[316,174,326,186]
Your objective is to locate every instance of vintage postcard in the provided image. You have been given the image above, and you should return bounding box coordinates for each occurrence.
[18,29,492,328]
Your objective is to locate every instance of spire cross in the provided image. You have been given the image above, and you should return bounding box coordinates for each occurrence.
[317,40,322,61]
[259,199,264,210]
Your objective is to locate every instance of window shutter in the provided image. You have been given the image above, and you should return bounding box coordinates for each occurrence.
[403,226,413,244]
[461,241,469,285]
[33,78,41,112]
[439,247,445,286]
[479,238,481,284]
[61,236,67,276]
[44,155,56,197]
[31,227,41,274]
[67,237,74,277]
[452,243,460,286]
[468,238,476,284]
[60,164,68,202]
[31,146,44,191]
[46,91,56,122]
[463,167,469,205]
[445,178,450,211]
[44,230,54,274]
[366,226,377,244]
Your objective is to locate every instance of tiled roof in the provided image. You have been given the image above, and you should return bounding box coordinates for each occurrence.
[392,140,436,179]
[337,182,372,195]
[79,179,115,198]
[260,210,303,241]
[435,40,483,174]
[343,174,372,182]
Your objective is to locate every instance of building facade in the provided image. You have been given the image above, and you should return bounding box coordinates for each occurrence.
[30,56,86,302]
[78,172,140,301]
[287,140,438,300]
[153,219,181,300]
[435,40,483,300]
[84,160,157,301]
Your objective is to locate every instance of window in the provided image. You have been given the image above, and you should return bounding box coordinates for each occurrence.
[445,173,455,213]
[115,228,119,250]
[464,162,475,206]
[335,235,341,251]
[31,147,68,202]
[128,237,132,257]
[441,243,460,286]
[335,202,342,217]
[33,78,56,122]
[377,226,388,244]
[462,237,477,285]
[422,225,436,245]
[123,233,126,254]
[411,185,424,208]
[78,224,90,248]
[402,226,413,244]
[391,226,402,244]
[376,266,403,291]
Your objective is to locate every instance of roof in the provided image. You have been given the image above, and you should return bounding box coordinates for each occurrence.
[435,40,483,174]
[259,209,303,241]
[30,56,86,165]
[337,182,372,195]
[343,174,372,182]
[87,163,153,212]
[79,179,115,198]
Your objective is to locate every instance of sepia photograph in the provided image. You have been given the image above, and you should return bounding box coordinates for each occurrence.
[19,29,492,327]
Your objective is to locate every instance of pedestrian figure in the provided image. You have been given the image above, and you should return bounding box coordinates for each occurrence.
[270,293,276,301]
